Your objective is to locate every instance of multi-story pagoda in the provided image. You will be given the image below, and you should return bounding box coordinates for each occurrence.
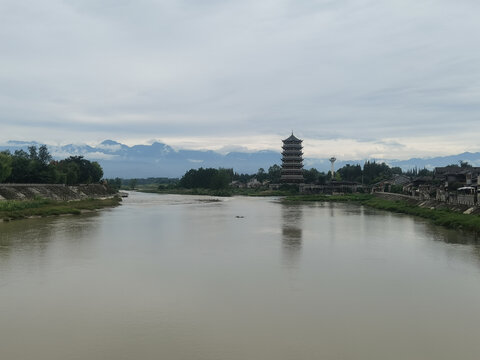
[281,133,304,183]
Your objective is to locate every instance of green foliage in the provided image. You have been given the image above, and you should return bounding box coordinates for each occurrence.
[1,146,104,185]
[391,166,403,175]
[232,171,254,183]
[129,178,138,189]
[404,167,432,177]
[105,178,122,191]
[337,164,362,182]
[303,168,321,184]
[57,156,103,184]
[38,145,52,165]
[362,161,392,184]
[0,197,121,221]
[459,160,472,168]
[4,147,58,183]
[179,167,233,190]
[0,151,13,182]
[211,168,232,189]
[256,168,267,182]
[267,164,281,183]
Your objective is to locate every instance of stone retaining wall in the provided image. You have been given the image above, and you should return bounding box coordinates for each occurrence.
[0,184,116,201]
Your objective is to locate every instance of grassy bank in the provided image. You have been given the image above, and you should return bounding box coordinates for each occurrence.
[0,196,122,221]
[138,187,297,197]
[283,193,372,203]
[284,193,480,233]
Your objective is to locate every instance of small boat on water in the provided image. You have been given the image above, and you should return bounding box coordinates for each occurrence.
[118,191,129,198]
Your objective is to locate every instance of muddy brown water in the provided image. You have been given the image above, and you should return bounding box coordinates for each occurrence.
[1,192,480,359]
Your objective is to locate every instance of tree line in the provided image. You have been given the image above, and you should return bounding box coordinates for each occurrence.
[174,161,433,190]
[0,145,103,185]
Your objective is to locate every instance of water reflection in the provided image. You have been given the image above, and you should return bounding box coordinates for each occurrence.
[424,222,479,245]
[0,219,55,259]
[281,204,303,268]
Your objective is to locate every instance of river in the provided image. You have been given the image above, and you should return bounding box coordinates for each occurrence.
[1,192,480,359]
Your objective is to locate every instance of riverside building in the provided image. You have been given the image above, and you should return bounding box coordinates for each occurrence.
[281,133,304,183]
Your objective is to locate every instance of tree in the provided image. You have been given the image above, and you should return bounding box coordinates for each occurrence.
[267,164,282,183]
[106,178,122,191]
[90,162,104,183]
[61,162,80,185]
[417,168,433,177]
[210,168,232,189]
[8,150,31,183]
[28,146,38,160]
[179,168,233,189]
[256,168,267,182]
[38,145,52,166]
[129,178,138,190]
[363,161,392,184]
[337,164,362,182]
[0,151,13,183]
[459,160,472,168]
[57,156,104,184]
[303,168,321,184]
[1,146,102,185]
[391,166,402,175]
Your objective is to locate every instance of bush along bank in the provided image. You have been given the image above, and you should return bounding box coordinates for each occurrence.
[283,193,480,233]
[0,196,122,222]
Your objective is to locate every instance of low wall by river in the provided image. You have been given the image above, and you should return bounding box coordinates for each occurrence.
[0,184,116,201]
[373,192,480,215]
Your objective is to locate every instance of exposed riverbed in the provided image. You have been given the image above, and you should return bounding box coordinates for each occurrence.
[1,192,480,359]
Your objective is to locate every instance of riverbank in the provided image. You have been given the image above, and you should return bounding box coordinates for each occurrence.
[0,184,116,201]
[284,193,480,233]
[0,196,122,222]
[137,187,296,197]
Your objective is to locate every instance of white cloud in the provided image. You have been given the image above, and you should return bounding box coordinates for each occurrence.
[50,149,119,160]
[96,143,122,152]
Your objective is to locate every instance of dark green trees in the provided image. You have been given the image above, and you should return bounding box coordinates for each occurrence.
[0,151,13,182]
[57,156,103,185]
[337,164,362,183]
[0,146,104,185]
[179,168,233,189]
[6,147,58,183]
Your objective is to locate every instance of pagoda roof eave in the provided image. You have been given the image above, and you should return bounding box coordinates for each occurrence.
[282,133,302,142]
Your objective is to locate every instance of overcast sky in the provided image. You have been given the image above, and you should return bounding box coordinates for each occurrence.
[1,0,479,160]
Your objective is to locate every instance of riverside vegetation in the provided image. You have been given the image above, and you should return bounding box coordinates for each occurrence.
[284,194,480,233]
[0,196,122,221]
[0,145,103,184]
[0,145,122,221]
[131,161,433,197]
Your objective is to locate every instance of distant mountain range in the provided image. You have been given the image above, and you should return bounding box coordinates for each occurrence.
[1,140,480,178]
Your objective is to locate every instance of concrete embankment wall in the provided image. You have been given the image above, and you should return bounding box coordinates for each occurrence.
[0,184,116,201]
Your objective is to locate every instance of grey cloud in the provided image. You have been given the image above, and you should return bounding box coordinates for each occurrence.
[0,0,479,158]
